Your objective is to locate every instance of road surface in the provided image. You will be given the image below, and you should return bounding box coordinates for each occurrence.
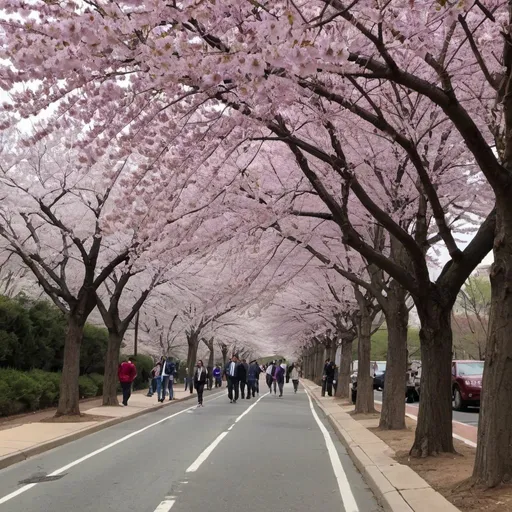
[374,391,479,426]
[0,384,380,512]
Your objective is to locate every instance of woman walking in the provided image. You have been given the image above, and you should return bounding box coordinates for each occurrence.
[290,363,300,393]
[194,360,207,407]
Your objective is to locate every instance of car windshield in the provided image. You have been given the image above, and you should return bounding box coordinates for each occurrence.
[457,362,484,376]
[376,362,386,372]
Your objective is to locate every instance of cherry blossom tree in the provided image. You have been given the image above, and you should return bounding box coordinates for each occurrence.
[0,0,504,481]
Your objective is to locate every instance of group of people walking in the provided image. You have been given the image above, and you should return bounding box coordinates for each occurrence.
[264,360,300,397]
[147,356,179,402]
[224,355,262,403]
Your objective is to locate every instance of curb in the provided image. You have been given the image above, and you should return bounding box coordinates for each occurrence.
[0,392,199,471]
[302,380,460,512]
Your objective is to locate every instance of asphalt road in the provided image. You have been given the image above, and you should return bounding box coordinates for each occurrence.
[374,391,479,426]
[0,384,380,512]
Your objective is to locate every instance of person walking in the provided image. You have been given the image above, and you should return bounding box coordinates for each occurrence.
[239,358,249,399]
[247,360,258,399]
[184,368,191,392]
[321,358,330,397]
[167,358,177,400]
[160,356,176,402]
[147,361,162,398]
[194,360,207,407]
[333,364,339,395]
[227,355,240,403]
[290,363,300,393]
[325,360,335,397]
[118,357,137,406]
[206,365,213,391]
[213,365,222,387]
[266,361,275,394]
[274,360,285,397]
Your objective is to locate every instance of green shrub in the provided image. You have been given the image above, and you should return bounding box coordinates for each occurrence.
[87,373,104,395]
[1,368,42,411]
[78,375,99,398]
[28,370,61,408]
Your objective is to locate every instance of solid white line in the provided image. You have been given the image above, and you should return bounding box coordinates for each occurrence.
[186,392,268,472]
[453,433,477,448]
[0,484,37,505]
[153,499,175,511]
[186,431,228,472]
[0,391,226,505]
[234,392,269,423]
[305,389,359,512]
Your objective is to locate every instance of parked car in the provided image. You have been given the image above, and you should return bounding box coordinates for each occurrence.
[452,360,484,411]
[373,370,386,391]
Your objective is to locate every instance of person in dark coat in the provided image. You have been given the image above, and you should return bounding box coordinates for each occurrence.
[239,358,249,399]
[193,360,207,407]
[226,355,240,403]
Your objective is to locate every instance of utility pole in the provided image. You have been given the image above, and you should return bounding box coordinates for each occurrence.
[134,310,140,356]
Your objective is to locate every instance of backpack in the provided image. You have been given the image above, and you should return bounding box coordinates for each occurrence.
[165,361,176,375]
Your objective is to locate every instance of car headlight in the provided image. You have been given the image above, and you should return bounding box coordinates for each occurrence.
[464,379,482,386]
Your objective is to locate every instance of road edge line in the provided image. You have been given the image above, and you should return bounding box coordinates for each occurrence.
[301,380,461,512]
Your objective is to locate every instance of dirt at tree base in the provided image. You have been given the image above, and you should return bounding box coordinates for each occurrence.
[40,414,114,423]
[370,419,512,512]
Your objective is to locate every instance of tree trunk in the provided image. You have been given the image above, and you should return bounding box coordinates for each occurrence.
[336,337,353,399]
[208,344,214,370]
[474,199,512,486]
[56,313,85,416]
[329,341,337,362]
[379,282,408,430]
[103,330,124,406]
[410,299,454,456]
[221,345,228,368]
[355,310,375,414]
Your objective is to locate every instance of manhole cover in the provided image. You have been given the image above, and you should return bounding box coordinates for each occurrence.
[19,474,65,484]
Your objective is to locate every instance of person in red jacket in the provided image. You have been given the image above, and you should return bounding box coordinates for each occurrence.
[118,357,137,406]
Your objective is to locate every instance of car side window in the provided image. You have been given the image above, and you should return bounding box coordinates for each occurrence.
[452,364,456,376]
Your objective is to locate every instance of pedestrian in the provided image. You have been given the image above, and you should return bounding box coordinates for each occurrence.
[290,363,300,393]
[160,356,176,402]
[274,359,285,397]
[333,364,339,395]
[118,357,137,406]
[184,367,190,392]
[167,358,177,400]
[213,365,222,387]
[239,358,249,399]
[266,361,275,394]
[194,360,207,407]
[321,358,330,397]
[227,354,240,403]
[326,360,335,397]
[147,361,162,398]
[247,360,258,399]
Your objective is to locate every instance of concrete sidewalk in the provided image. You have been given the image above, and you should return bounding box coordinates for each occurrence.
[302,379,460,512]
[0,388,198,470]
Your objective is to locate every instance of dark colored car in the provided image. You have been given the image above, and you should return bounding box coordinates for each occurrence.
[452,360,484,411]
[373,370,385,391]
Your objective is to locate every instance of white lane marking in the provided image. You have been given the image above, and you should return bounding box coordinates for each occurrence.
[234,392,269,423]
[0,391,226,506]
[186,392,268,472]
[453,433,477,448]
[186,431,228,472]
[0,484,37,505]
[305,389,359,512]
[153,499,175,511]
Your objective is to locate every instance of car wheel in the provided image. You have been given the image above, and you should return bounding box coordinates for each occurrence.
[452,387,466,411]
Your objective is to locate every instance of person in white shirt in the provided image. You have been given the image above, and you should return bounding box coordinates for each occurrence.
[290,363,300,393]
[266,361,276,394]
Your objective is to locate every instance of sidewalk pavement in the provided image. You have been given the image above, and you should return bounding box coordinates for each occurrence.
[0,388,199,471]
[302,379,461,512]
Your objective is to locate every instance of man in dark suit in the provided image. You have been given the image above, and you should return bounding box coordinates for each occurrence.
[239,358,249,399]
[226,355,240,403]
